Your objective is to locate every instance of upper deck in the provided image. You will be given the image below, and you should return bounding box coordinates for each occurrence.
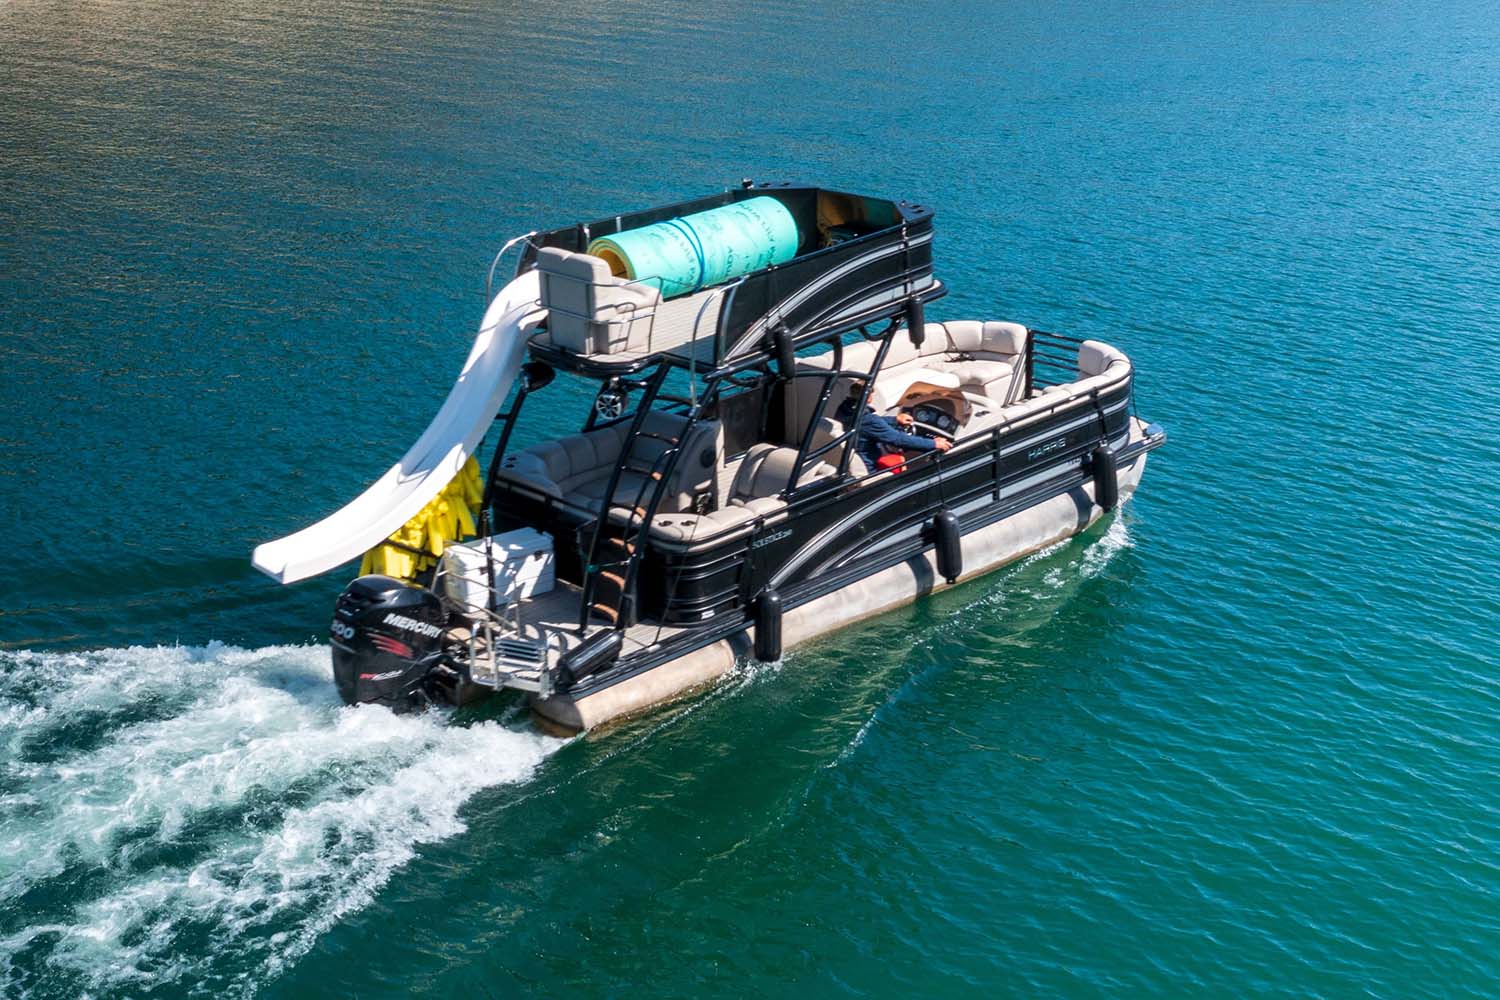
[509,182,945,376]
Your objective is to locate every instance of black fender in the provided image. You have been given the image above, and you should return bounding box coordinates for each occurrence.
[754,589,783,662]
[1092,445,1119,511]
[933,508,962,584]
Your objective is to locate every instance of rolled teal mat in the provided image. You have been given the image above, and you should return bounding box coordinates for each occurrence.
[588,196,799,299]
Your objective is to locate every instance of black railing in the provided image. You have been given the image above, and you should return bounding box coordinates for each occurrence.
[1027,329,1087,389]
[517,184,938,375]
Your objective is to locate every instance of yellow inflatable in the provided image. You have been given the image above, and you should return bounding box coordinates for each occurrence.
[358,457,485,581]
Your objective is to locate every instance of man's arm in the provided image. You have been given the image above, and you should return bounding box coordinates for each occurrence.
[860,413,938,453]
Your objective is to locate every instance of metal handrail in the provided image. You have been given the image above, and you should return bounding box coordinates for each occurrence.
[1029,328,1091,389]
[485,230,539,303]
[567,272,739,368]
[686,278,744,400]
[823,359,1133,493]
[617,275,667,354]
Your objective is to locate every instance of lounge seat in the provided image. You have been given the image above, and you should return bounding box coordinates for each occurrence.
[866,321,1027,406]
[727,443,835,502]
[535,247,727,361]
[985,338,1132,431]
[922,321,1027,404]
[497,410,721,514]
[790,324,1134,458]
[795,320,1028,415]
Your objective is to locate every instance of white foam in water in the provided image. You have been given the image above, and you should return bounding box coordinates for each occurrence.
[1043,517,1133,588]
[0,643,565,996]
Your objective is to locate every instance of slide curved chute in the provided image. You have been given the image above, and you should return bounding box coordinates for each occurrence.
[252,270,542,584]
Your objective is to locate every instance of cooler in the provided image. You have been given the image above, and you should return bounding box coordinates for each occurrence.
[440,528,555,614]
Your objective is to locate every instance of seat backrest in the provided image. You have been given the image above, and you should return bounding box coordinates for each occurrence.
[781,370,865,449]
[537,247,611,319]
[499,423,624,499]
[835,339,881,373]
[536,248,660,355]
[808,416,867,477]
[979,321,1028,356]
[611,410,721,505]
[659,414,722,509]
[785,340,892,443]
[501,409,719,510]
[727,444,833,504]
[1078,339,1130,377]
[924,320,1027,358]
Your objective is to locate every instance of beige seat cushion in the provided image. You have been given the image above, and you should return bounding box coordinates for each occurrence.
[497,411,720,514]
[945,359,1013,387]
[648,496,787,543]
[573,470,655,508]
[808,416,868,477]
[797,320,1030,417]
[728,444,834,503]
[537,247,661,356]
[1078,339,1130,377]
[953,321,1027,356]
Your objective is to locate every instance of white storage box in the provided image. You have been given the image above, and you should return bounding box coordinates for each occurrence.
[440,528,555,614]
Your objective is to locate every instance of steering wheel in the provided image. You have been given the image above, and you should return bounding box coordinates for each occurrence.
[910,420,954,442]
[900,406,955,442]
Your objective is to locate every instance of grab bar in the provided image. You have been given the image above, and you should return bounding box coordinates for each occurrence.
[485,230,540,304]
[686,277,744,404]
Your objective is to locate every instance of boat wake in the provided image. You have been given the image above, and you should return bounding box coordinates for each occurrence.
[0,643,564,998]
[825,517,1138,769]
[1045,515,1133,586]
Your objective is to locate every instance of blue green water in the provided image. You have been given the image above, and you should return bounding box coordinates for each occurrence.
[3,0,1499,995]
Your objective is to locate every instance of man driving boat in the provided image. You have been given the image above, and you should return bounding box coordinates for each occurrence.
[835,380,952,472]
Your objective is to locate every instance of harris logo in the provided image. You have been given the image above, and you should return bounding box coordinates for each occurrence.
[1026,436,1069,462]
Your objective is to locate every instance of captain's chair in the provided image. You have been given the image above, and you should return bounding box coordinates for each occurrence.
[536,248,661,356]
[726,444,835,506]
[807,417,868,477]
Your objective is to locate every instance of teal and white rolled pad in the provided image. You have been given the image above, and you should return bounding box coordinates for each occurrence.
[587,196,800,299]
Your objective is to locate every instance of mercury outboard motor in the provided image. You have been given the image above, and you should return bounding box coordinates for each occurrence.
[330,574,448,710]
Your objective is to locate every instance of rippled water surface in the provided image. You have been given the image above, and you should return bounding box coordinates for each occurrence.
[3,0,1499,996]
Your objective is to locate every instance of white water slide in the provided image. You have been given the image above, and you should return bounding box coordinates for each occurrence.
[252,270,543,584]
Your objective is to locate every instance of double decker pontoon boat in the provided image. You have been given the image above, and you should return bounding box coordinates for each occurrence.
[252,182,1166,730]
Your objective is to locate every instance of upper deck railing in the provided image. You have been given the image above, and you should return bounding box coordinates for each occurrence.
[499,182,940,374]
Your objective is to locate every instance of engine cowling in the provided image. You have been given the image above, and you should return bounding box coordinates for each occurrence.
[330,575,447,710]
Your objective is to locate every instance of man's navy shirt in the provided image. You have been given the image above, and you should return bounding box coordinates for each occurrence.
[834,399,938,470]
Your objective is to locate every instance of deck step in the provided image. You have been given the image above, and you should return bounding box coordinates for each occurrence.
[492,636,547,667]
[609,503,649,520]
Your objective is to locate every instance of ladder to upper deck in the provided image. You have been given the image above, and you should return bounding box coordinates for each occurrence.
[575,364,684,632]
